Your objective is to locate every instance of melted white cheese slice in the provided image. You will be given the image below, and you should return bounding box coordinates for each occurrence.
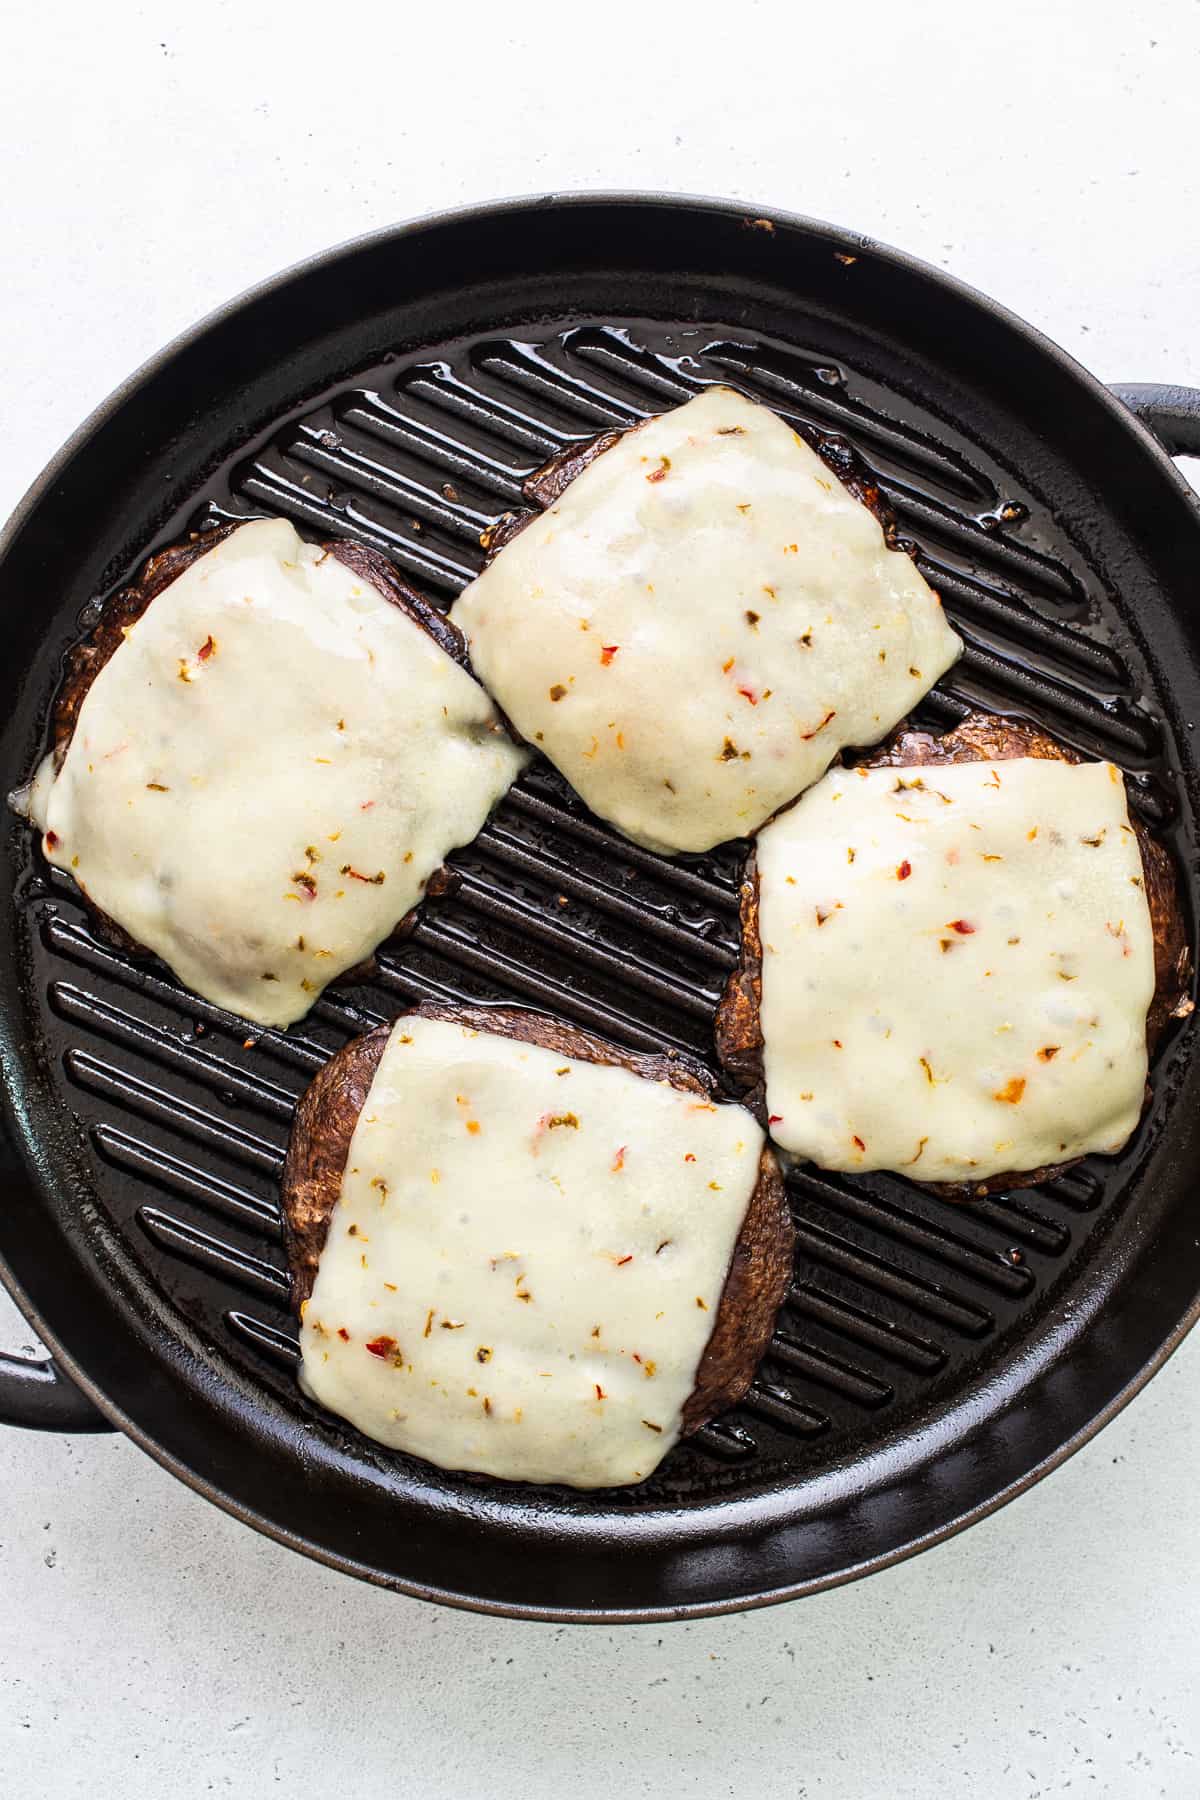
[299,1014,764,1487]
[451,386,961,854]
[756,757,1155,1182]
[29,520,527,1027]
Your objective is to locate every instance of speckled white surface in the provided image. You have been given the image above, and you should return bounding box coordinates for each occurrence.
[1,3,1198,1794]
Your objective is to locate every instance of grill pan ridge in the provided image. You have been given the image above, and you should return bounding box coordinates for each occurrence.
[1,195,1199,1619]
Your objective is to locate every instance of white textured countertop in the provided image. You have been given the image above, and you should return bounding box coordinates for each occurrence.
[1,3,1197,1794]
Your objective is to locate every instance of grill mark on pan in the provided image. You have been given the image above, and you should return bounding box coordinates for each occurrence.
[66,1050,287,1173]
[338,393,529,502]
[234,463,476,596]
[94,1124,281,1232]
[787,1218,994,1337]
[504,784,741,908]
[785,1284,947,1374]
[401,915,706,1055]
[287,426,495,540]
[473,340,643,430]
[49,982,302,1123]
[764,1331,893,1407]
[944,644,1160,756]
[225,1311,302,1366]
[697,339,996,504]
[786,1170,1035,1298]
[742,1382,830,1437]
[890,489,1083,605]
[448,869,725,1018]
[401,363,573,454]
[42,910,335,1072]
[924,563,1129,687]
[549,327,699,407]
[689,1420,759,1462]
[470,823,739,969]
[137,1206,290,1299]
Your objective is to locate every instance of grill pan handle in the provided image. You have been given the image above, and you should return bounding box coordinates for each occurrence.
[0,1348,112,1432]
[1110,384,1200,457]
[0,1108,113,1432]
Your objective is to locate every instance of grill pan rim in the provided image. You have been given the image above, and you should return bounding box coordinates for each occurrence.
[3,188,1198,559]
[1,1198,1196,1623]
[1,190,1198,1621]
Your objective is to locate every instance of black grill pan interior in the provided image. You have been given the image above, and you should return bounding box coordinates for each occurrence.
[2,199,1197,1616]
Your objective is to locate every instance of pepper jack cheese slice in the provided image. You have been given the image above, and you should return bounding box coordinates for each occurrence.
[299,1014,764,1487]
[28,520,527,1027]
[756,757,1155,1181]
[452,385,962,854]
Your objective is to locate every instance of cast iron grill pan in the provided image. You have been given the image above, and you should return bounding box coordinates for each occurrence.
[1,199,1198,1618]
